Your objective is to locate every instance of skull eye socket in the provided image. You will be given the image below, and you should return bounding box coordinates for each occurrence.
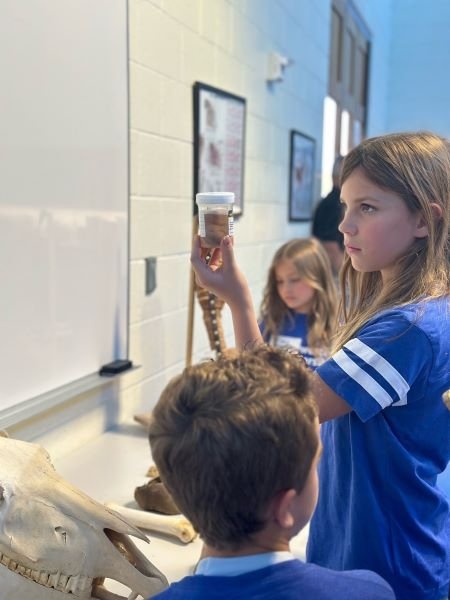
[55,526,68,544]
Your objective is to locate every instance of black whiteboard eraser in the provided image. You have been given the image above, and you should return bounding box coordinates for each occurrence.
[99,359,133,376]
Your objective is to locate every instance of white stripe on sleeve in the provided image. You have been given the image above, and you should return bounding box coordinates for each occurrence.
[333,349,393,409]
[344,339,409,405]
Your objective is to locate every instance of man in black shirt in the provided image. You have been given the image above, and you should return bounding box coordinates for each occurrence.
[312,155,344,276]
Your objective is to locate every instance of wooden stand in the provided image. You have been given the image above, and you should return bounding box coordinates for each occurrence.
[185,216,198,367]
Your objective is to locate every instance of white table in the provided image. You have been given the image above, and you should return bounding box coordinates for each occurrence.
[54,422,309,592]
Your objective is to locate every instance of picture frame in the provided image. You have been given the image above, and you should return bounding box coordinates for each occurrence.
[288,130,316,222]
[193,82,246,217]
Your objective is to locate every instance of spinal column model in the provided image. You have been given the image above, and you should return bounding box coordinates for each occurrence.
[0,436,168,600]
[195,282,226,355]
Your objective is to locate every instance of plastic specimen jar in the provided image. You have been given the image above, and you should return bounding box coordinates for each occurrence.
[196,192,235,248]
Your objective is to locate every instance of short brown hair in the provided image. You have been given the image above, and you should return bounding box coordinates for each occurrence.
[149,345,319,550]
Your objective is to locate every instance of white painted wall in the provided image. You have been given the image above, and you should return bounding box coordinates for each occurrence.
[9,0,449,460]
[123,0,332,422]
[352,0,450,138]
[9,0,331,457]
[352,0,392,136]
[385,0,450,137]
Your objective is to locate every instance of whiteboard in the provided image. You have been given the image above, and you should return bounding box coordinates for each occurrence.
[0,1,129,412]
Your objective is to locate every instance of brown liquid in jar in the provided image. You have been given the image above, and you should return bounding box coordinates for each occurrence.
[200,213,229,248]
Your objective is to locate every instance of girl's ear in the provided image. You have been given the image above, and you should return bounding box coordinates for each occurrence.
[430,202,444,219]
[415,203,442,238]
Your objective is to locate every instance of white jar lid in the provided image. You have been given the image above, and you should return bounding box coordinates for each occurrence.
[196,192,235,205]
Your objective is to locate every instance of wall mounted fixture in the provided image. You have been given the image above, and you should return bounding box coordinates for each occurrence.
[267,51,293,82]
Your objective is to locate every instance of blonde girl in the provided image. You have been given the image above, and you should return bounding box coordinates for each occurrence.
[259,238,337,368]
[191,131,450,600]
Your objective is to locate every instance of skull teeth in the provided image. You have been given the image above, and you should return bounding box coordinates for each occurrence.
[0,551,93,596]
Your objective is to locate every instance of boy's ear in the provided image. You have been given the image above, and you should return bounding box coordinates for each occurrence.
[272,489,297,529]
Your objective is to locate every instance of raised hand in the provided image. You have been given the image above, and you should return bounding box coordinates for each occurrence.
[190,235,248,309]
[190,235,263,349]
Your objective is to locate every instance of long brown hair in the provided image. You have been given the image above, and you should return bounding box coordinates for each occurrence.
[260,238,338,356]
[334,131,450,351]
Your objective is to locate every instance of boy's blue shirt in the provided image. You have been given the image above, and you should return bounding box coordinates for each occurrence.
[151,556,394,599]
[195,551,294,576]
[308,298,450,600]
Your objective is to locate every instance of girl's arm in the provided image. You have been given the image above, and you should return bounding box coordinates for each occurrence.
[191,235,351,421]
[191,235,263,348]
[312,373,351,423]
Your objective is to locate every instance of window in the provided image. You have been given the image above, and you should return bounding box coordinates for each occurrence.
[321,97,337,196]
[326,0,370,156]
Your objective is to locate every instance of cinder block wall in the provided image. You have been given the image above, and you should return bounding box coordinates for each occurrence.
[120,0,332,420]
[9,0,391,458]
[8,0,333,457]
[10,0,449,459]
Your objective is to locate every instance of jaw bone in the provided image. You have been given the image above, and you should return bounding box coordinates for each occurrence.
[0,437,168,599]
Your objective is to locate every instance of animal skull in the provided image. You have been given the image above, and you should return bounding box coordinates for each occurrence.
[0,437,168,599]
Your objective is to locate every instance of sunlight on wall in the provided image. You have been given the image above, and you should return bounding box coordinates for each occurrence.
[321,96,337,197]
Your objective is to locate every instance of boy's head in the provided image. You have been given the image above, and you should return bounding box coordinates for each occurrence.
[149,345,320,551]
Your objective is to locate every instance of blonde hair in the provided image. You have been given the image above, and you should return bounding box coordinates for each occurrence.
[335,131,450,351]
[260,238,338,356]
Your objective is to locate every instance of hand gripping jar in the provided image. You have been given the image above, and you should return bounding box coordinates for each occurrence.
[196,192,235,248]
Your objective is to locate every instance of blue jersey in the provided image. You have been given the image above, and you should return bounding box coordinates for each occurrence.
[259,312,326,369]
[307,298,450,600]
